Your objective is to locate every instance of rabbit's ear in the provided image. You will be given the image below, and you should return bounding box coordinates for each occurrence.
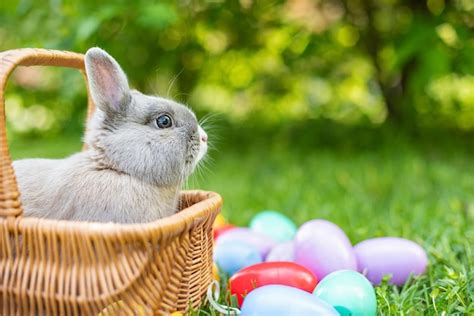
[85,47,130,114]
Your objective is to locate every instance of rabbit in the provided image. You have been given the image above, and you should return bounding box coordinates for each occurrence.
[12,47,208,224]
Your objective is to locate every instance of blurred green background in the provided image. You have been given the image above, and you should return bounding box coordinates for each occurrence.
[1,0,473,314]
[2,0,474,137]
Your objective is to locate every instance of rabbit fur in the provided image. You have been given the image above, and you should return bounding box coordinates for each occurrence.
[12,47,208,223]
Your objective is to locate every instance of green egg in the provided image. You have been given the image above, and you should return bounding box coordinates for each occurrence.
[313,270,377,316]
[249,210,297,243]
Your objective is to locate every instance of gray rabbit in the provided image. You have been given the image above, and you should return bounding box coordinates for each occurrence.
[12,47,208,223]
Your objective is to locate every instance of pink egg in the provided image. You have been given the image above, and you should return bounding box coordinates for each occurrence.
[354,237,428,285]
[294,220,357,280]
[265,241,294,262]
[216,228,277,258]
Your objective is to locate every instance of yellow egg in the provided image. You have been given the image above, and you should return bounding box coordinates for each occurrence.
[213,262,220,281]
[213,213,226,229]
[170,312,183,316]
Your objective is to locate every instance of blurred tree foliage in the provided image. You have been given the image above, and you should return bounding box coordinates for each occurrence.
[0,0,473,139]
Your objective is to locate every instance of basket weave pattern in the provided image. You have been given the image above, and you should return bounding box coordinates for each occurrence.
[0,48,222,315]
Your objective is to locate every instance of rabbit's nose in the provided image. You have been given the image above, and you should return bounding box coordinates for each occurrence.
[198,126,208,143]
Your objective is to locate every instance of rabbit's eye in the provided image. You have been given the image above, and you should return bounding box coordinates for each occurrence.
[156,114,173,128]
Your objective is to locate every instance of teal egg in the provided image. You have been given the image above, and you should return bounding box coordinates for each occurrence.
[250,211,297,243]
[313,270,377,316]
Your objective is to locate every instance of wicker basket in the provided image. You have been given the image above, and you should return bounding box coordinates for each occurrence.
[0,48,222,315]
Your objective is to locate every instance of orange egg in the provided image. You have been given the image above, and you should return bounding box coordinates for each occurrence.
[213,262,220,281]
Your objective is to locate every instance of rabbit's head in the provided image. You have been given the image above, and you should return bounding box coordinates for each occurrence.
[84,47,207,186]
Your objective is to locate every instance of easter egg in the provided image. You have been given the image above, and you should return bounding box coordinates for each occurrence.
[216,228,277,258]
[294,219,357,280]
[213,224,236,240]
[249,211,297,242]
[213,213,227,229]
[354,237,428,285]
[229,261,318,306]
[240,284,338,316]
[212,263,220,281]
[314,270,377,316]
[265,241,295,262]
[214,240,262,275]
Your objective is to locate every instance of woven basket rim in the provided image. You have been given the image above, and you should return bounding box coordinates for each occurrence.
[2,190,222,240]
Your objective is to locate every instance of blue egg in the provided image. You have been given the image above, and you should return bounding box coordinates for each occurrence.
[250,211,297,243]
[314,270,377,316]
[241,285,338,316]
[214,240,262,275]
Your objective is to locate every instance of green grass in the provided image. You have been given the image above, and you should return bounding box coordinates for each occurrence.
[9,129,474,315]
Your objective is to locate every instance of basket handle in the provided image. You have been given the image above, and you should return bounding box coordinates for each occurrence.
[0,48,95,218]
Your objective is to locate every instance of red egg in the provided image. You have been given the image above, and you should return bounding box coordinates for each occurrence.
[213,224,236,240]
[229,261,318,306]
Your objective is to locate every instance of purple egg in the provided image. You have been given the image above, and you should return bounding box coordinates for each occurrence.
[265,241,295,262]
[216,228,277,258]
[354,237,428,286]
[294,220,357,280]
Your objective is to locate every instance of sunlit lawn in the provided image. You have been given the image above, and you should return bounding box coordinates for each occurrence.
[9,127,474,315]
